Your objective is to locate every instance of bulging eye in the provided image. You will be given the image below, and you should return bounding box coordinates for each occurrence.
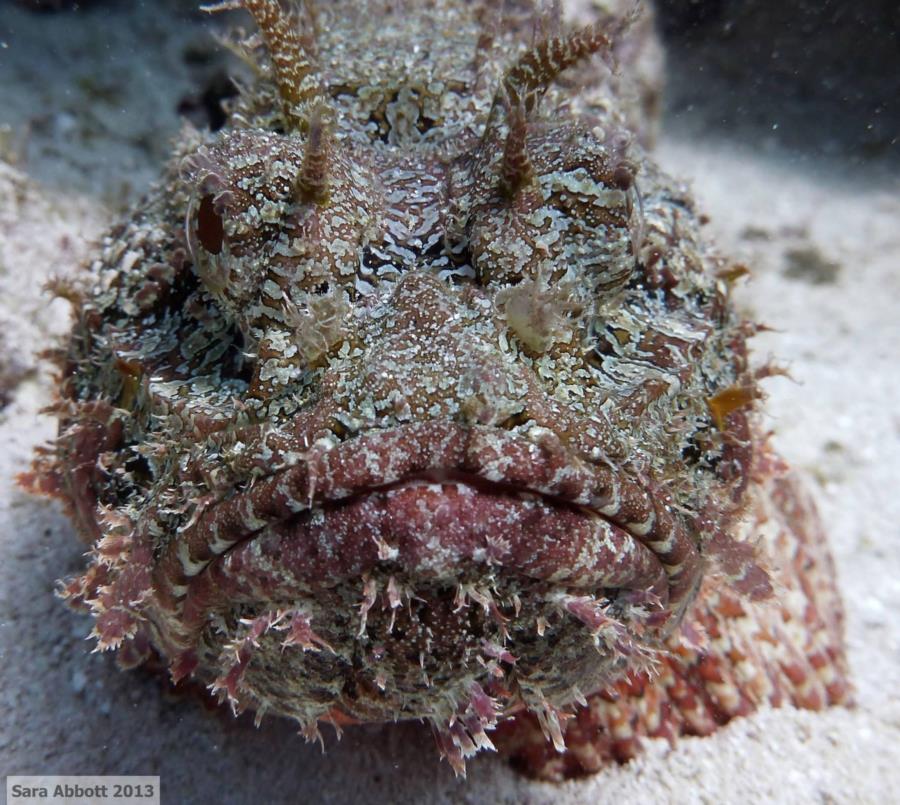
[196,194,224,255]
[180,145,233,261]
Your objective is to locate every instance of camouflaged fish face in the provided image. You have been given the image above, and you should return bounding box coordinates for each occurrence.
[27,0,849,779]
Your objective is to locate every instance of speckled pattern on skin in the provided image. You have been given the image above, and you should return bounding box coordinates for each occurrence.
[23,0,850,780]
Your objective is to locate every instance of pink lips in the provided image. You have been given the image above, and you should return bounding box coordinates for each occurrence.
[151,420,700,651]
[189,478,668,620]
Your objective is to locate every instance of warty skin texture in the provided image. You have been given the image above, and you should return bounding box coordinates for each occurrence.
[25,0,850,779]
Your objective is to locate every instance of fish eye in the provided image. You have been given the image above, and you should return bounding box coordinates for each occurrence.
[196,194,224,255]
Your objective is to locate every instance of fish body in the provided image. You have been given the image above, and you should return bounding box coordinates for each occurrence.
[26,0,849,779]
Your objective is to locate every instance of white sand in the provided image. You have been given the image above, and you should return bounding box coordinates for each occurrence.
[1,3,898,803]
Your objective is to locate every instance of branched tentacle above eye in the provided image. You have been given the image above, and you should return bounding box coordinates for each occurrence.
[483,8,640,140]
[499,23,614,116]
[203,0,323,129]
[453,10,641,257]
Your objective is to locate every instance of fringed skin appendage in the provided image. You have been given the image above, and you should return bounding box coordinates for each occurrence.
[203,0,322,128]
[499,22,615,115]
[495,471,852,781]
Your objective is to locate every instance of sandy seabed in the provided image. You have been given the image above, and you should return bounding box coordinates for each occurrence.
[1,3,898,803]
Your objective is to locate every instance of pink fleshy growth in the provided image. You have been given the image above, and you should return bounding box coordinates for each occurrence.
[468,681,500,726]
[431,721,467,777]
[280,611,333,653]
[93,532,132,565]
[483,534,512,564]
[57,564,110,610]
[87,565,153,653]
[357,576,378,636]
[116,628,153,670]
[93,504,135,564]
[91,607,140,650]
[431,683,503,777]
[481,640,517,666]
[210,613,287,706]
[211,645,251,707]
[461,714,496,752]
[531,699,572,754]
[169,650,199,684]
[240,610,284,647]
[105,565,153,609]
[675,618,709,654]
[385,575,402,610]
[562,595,615,633]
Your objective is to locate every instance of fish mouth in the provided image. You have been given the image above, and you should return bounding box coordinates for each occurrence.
[149,420,701,724]
[156,420,700,614]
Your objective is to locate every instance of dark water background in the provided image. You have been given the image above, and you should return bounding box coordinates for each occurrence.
[658,0,899,168]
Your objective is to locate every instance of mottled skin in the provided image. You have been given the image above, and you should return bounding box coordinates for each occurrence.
[26,0,850,779]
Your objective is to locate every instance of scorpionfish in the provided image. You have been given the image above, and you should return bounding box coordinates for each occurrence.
[24,0,850,780]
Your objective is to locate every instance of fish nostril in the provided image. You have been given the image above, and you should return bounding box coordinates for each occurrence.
[497,410,531,430]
